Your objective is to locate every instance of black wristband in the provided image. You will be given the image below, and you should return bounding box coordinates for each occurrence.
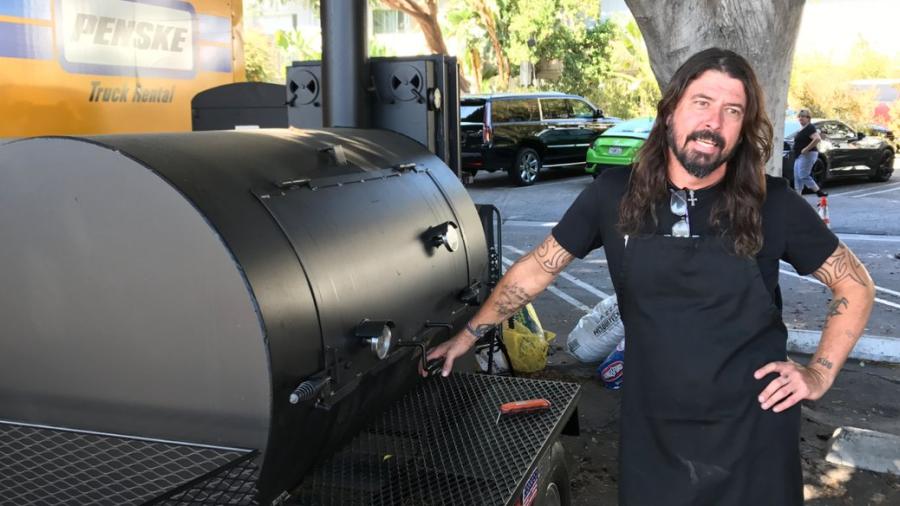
[464,323,480,339]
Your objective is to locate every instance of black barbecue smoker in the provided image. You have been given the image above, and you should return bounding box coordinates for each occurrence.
[0,1,580,505]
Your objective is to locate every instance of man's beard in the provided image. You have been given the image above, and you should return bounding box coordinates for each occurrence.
[666,127,736,178]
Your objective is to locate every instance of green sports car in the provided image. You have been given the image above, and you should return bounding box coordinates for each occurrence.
[586,116,655,177]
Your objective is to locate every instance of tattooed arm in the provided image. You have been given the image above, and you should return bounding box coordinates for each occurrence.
[422,234,576,376]
[807,242,875,379]
[755,242,875,412]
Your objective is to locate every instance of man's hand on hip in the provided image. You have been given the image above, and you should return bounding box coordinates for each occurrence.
[753,361,833,413]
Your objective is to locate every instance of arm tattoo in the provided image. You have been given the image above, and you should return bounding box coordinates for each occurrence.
[465,323,495,340]
[815,357,834,370]
[827,297,849,318]
[532,235,575,275]
[492,282,535,319]
[812,243,870,288]
[823,297,849,329]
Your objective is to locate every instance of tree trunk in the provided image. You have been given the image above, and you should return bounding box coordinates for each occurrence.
[468,47,483,93]
[624,0,805,176]
[471,0,509,90]
[380,0,448,54]
[379,0,469,91]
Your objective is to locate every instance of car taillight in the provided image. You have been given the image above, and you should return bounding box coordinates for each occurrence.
[483,125,493,145]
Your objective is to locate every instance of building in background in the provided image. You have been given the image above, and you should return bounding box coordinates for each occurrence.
[850,79,900,125]
[244,0,436,65]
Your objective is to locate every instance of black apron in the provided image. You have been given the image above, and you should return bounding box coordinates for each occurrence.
[617,234,802,506]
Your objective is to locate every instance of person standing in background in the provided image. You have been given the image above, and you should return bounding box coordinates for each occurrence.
[793,109,827,197]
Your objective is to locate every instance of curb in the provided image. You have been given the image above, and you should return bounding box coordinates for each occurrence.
[826,426,900,476]
[787,328,900,364]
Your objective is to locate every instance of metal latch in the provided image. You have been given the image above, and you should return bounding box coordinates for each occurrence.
[272,490,291,505]
[458,281,481,305]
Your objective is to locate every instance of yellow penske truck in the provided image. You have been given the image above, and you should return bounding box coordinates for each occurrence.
[0,0,245,136]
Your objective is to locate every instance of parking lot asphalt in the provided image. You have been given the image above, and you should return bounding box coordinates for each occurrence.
[464,159,900,505]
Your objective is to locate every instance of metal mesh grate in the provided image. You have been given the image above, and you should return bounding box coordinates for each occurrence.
[156,452,260,505]
[293,373,580,506]
[0,422,257,506]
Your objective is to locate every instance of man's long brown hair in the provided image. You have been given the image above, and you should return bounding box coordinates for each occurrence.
[618,48,773,256]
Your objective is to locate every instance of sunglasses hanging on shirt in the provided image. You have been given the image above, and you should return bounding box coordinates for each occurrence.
[669,189,691,238]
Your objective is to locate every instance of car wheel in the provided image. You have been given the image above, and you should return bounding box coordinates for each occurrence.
[510,147,541,186]
[868,150,894,182]
[542,441,572,506]
[811,158,828,186]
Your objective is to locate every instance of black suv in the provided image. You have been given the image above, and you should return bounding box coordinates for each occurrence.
[460,93,615,185]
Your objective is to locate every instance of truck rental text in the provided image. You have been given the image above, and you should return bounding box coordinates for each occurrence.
[0,0,245,136]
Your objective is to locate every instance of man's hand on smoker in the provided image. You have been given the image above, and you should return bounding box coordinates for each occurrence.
[417,234,574,378]
[420,332,477,377]
[753,361,833,413]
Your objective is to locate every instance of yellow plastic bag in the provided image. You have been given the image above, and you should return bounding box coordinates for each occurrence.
[501,303,556,373]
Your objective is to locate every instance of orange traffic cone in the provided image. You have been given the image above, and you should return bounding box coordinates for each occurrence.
[816,195,830,227]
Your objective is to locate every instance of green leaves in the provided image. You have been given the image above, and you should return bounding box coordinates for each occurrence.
[273,29,321,60]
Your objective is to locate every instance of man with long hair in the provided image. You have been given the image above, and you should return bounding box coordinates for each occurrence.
[425,48,875,504]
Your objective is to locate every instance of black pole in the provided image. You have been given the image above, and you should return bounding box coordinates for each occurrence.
[321,0,368,128]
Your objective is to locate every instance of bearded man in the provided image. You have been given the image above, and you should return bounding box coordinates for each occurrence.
[425,48,875,505]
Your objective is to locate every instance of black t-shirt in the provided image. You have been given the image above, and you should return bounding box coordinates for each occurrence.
[552,166,839,309]
[792,123,818,156]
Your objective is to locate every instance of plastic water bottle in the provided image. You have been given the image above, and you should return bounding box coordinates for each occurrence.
[597,338,625,390]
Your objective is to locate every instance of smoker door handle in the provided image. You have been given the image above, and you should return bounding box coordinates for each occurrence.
[428,221,460,252]
[289,377,331,404]
[425,357,445,376]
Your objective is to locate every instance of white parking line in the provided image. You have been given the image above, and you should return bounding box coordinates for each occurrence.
[501,256,590,312]
[511,177,590,190]
[829,181,900,198]
[849,185,900,199]
[877,285,900,299]
[503,245,611,299]
[778,265,900,310]
[503,220,558,228]
[837,233,900,243]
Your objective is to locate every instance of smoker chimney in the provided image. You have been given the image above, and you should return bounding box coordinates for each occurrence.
[321,0,369,128]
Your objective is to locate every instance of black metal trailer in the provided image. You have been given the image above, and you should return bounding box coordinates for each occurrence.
[0,1,582,504]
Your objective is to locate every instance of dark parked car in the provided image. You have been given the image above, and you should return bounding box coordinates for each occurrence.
[867,124,897,151]
[460,92,617,185]
[783,118,895,186]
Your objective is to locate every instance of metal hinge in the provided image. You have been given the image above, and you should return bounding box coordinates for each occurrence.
[393,162,426,173]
